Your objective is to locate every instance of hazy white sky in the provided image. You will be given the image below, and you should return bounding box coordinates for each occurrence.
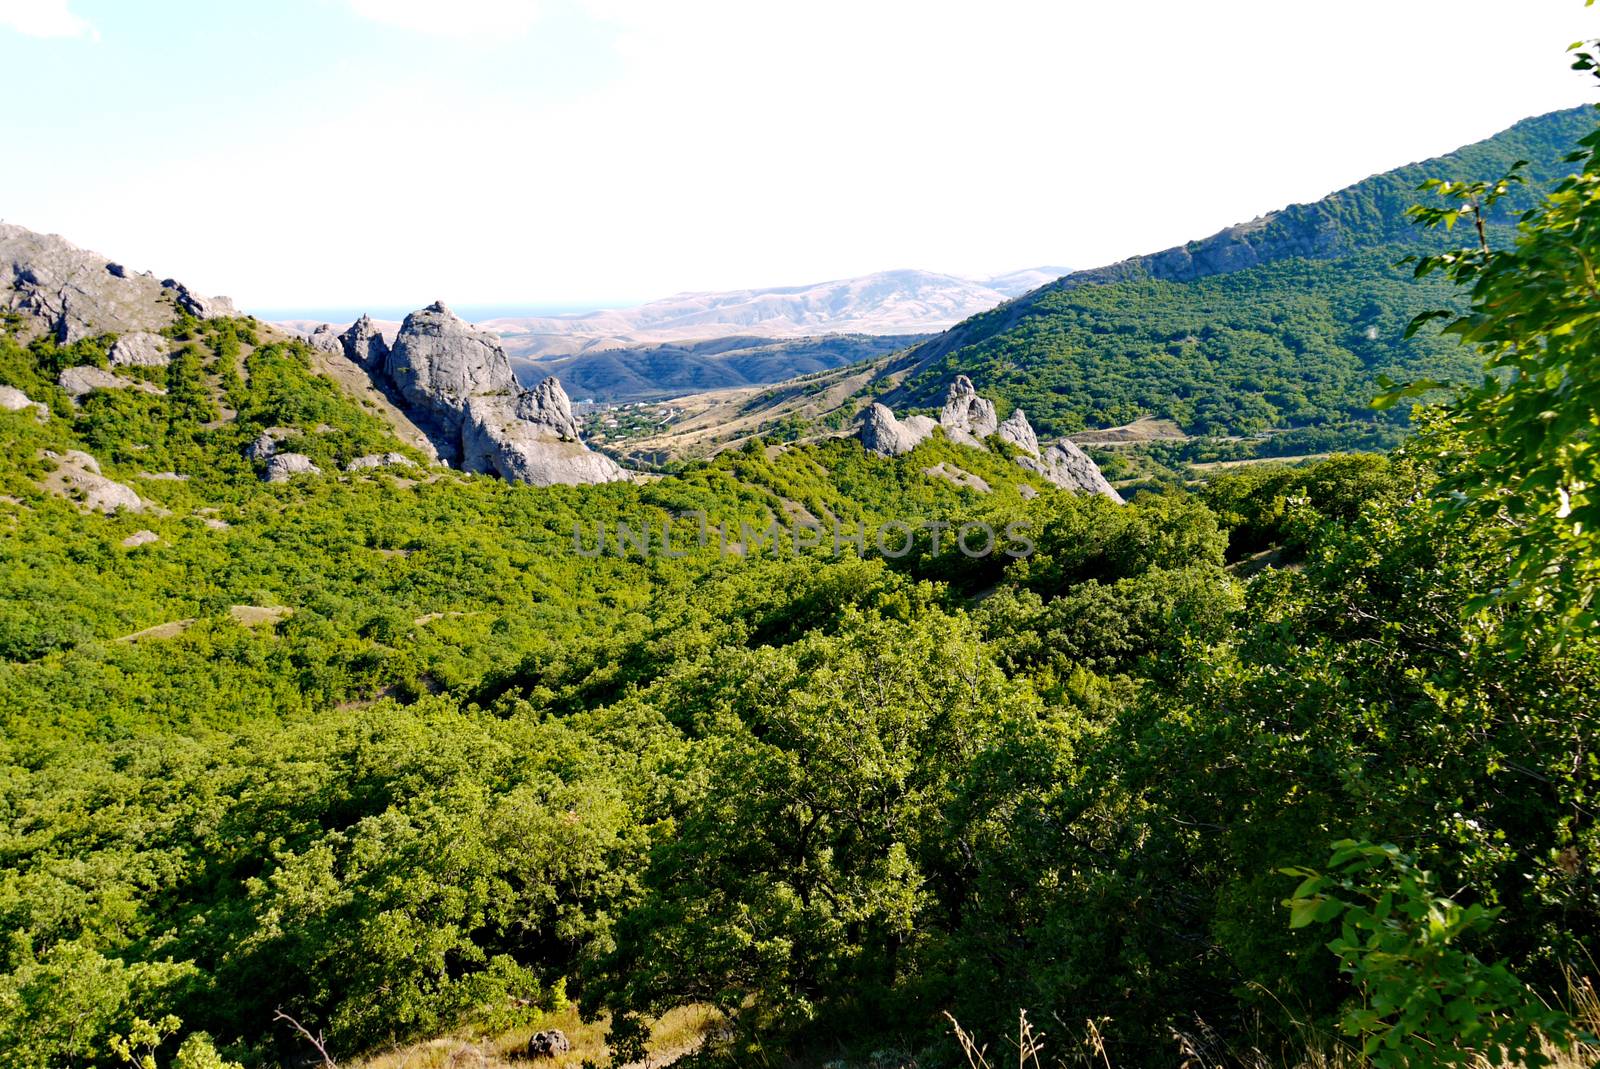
[1,0,1594,311]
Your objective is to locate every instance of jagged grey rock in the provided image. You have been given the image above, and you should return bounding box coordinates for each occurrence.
[519,375,583,439]
[859,402,937,456]
[997,407,1039,455]
[306,323,343,353]
[461,387,627,486]
[0,222,234,342]
[42,450,143,513]
[1018,439,1124,502]
[58,365,166,399]
[345,452,416,471]
[385,301,518,446]
[244,429,290,462]
[338,314,390,369]
[939,375,998,444]
[109,332,171,368]
[167,281,237,320]
[120,529,159,548]
[860,377,1121,502]
[375,302,624,485]
[0,385,48,421]
[264,453,321,482]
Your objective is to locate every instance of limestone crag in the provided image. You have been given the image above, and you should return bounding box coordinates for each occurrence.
[939,375,998,445]
[460,392,627,485]
[859,378,1121,501]
[1,222,236,343]
[307,323,343,354]
[859,403,939,457]
[1017,439,1124,502]
[997,407,1039,455]
[59,366,166,400]
[109,332,171,368]
[343,301,624,486]
[337,314,391,369]
[384,301,518,447]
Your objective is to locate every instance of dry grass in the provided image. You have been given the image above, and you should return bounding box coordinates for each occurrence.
[346,1003,722,1069]
[935,976,1600,1069]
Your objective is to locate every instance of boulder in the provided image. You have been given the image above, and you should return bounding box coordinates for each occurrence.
[108,332,171,368]
[120,529,159,548]
[345,452,417,471]
[859,402,937,456]
[264,453,321,482]
[41,450,143,513]
[338,313,391,369]
[306,323,343,353]
[527,1031,570,1059]
[997,407,1039,456]
[58,365,165,399]
[0,385,48,421]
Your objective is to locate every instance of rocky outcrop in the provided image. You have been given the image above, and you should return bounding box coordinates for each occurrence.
[345,452,416,471]
[1018,439,1124,502]
[120,530,159,548]
[41,450,143,513]
[265,453,321,482]
[59,366,166,399]
[1,223,235,343]
[997,407,1039,455]
[338,314,390,369]
[351,301,623,486]
[109,332,171,368]
[461,390,627,485]
[859,377,1121,501]
[385,301,518,446]
[859,376,999,456]
[939,375,998,444]
[168,282,236,321]
[244,427,295,463]
[0,385,48,421]
[306,323,343,354]
[860,402,938,456]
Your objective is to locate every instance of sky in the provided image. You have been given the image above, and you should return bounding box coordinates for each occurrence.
[1,0,1595,314]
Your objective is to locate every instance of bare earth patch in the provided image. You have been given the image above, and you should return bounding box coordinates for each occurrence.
[116,605,293,643]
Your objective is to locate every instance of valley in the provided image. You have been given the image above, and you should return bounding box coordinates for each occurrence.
[0,34,1596,1069]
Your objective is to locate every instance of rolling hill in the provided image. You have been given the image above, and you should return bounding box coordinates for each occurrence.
[604,105,1597,464]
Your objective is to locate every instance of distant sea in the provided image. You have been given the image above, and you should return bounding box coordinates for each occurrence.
[250,303,620,324]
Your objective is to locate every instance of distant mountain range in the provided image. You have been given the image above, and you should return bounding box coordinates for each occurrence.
[515,333,927,404]
[277,266,1070,404]
[481,267,1068,360]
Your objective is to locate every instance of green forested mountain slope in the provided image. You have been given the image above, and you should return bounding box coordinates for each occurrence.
[884,106,1597,447]
[0,99,1597,1069]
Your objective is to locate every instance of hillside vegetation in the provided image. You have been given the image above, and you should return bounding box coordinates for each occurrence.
[887,108,1596,449]
[0,98,1596,1069]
